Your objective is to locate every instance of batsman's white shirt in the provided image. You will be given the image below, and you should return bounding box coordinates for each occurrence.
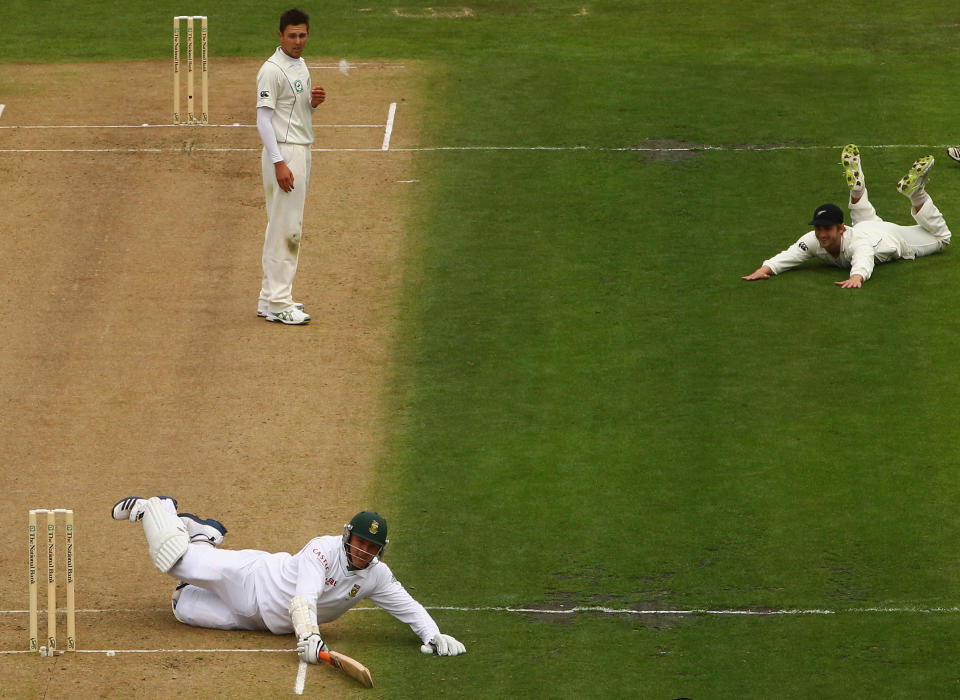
[170,535,442,644]
[763,193,951,281]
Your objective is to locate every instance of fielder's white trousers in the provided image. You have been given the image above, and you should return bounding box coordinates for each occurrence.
[259,143,312,313]
[849,190,951,259]
[170,547,272,631]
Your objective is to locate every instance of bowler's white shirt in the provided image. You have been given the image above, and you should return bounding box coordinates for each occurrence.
[256,47,315,145]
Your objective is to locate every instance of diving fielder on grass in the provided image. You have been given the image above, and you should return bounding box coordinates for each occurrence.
[111,496,466,661]
[742,145,951,288]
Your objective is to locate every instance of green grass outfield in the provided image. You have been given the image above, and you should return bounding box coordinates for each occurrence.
[4,1,960,696]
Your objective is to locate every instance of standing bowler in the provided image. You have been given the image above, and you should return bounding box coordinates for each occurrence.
[256,8,326,325]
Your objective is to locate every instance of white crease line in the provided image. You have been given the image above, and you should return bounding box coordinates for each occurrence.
[2,605,960,617]
[0,648,296,655]
[309,62,406,69]
[1,144,956,155]
[381,102,397,151]
[295,659,308,694]
[0,123,384,130]
[2,607,959,655]
[421,605,960,616]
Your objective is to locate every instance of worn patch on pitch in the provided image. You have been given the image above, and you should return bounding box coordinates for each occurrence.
[392,7,474,18]
[629,139,701,163]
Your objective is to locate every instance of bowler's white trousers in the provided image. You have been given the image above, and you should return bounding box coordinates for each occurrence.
[259,143,312,313]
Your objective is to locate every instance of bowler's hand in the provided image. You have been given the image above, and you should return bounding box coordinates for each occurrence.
[311,86,326,108]
[835,274,863,289]
[741,265,773,281]
[275,161,294,192]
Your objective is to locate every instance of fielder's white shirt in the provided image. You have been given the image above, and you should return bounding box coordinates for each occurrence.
[256,47,315,145]
[252,535,441,643]
[763,222,908,282]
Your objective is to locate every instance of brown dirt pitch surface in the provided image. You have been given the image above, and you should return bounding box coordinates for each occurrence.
[0,58,423,697]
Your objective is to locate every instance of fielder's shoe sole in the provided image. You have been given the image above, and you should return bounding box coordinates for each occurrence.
[897,155,934,195]
[112,495,178,521]
[841,144,864,191]
[948,147,960,164]
[265,306,311,325]
[179,512,228,546]
[258,302,304,318]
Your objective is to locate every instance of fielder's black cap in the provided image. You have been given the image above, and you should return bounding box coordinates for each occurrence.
[809,203,844,226]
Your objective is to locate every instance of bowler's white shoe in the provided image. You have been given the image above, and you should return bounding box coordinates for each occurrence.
[265,305,311,325]
[258,301,303,318]
[948,147,960,164]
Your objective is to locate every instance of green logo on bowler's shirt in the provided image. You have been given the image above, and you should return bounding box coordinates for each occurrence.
[294,79,304,94]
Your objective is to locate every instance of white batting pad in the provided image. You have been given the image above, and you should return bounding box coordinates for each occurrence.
[141,497,189,572]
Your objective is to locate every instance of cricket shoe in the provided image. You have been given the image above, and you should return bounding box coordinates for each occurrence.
[265,305,311,325]
[258,302,303,318]
[178,512,228,547]
[111,495,178,522]
[840,144,864,191]
[897,155,934,196]
[948,147,960,164]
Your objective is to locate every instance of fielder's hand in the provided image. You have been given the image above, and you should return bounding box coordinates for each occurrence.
[297,633,328,664]
[835,274,863,289]
[420,633,466,656]
[741,265,773,281]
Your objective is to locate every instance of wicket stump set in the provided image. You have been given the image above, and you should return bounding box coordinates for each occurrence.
[28,509,76,656]
[173,15,209,124]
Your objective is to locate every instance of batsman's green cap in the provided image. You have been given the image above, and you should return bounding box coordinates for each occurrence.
[348,511,388,546]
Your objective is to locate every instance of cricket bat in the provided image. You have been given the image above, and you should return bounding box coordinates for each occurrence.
[317,649,374,688]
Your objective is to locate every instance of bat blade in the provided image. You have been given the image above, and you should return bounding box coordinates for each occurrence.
[317,649,374,688]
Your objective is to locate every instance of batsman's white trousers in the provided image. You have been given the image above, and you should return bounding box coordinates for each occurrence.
[850,191,951,258]
[259,143,312,313]
[170,546,272,631]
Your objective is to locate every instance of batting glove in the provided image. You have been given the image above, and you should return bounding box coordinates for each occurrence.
[297,633,328,664]
[421,633,466,656]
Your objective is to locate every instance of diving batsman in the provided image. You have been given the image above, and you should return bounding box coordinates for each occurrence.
[111,496,466,661]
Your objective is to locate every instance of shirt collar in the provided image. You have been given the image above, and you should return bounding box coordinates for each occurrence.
[275,46,301,66]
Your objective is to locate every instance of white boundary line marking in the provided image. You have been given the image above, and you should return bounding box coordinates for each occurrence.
[381,102,397,151]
